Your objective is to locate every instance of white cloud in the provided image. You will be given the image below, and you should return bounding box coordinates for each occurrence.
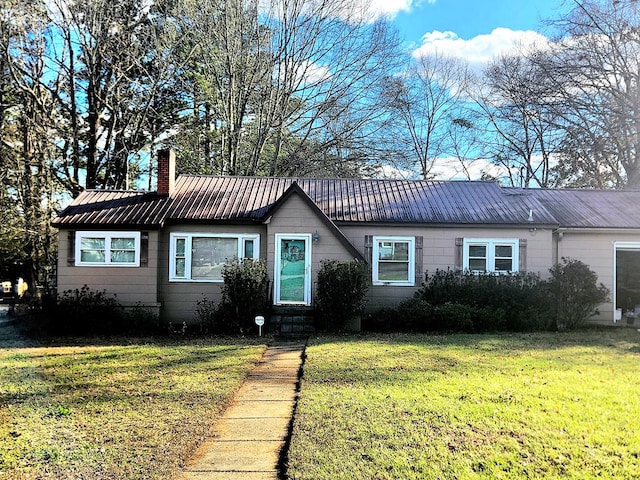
[347,0,435,23]
[413,28,549,67]
[429,157,508,181]
[375,157,509,182]
[360,0,413,19]
[260,0,424,24]
[299,61,331,85]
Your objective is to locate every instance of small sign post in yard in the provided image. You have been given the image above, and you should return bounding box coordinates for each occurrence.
[255,315,265,337]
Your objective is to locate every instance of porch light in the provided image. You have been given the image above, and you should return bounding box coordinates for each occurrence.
[313,230,320,244]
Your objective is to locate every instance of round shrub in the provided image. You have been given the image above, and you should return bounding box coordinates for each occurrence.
[545,257,609,330]
[316,260,369,331]
[433,303,474,332]
[397,298,434,332]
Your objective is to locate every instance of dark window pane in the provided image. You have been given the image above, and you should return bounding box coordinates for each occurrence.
[378,262,409,281]
[469,259,487,271]
[469,245,486,257]
[495,259,513,271]
[244,240,254,258]
[175,238,186,257]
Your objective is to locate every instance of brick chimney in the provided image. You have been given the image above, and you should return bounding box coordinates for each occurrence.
[157,149,175,196]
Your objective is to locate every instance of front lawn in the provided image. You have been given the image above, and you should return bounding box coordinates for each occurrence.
[287,329,640,479]
[0,337,265,480]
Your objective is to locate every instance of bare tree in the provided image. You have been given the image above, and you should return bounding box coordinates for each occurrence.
[380,52,472,179]
[48,0,187,193]
[0,0,58,287]
[539,0,640,188]
[178,0,402,177]
[473,52,563,188]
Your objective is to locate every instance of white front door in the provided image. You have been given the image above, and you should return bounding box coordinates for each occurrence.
[274,234,312,305]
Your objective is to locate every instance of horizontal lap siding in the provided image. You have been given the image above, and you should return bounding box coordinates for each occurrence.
[340,225,554,312]
[557,231,640,324]
[158,224,267,324]
[57,230,159,307]
[266,196,354,260]
[266,195,357,288]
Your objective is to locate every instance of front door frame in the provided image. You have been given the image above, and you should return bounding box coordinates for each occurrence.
[274,233,312,305]
[613,241,640,321]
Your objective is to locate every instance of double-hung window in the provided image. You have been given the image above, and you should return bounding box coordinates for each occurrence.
[372,236,415,286]
[463,238,519,273]
[169,233,260,282]
[76,231,141,266]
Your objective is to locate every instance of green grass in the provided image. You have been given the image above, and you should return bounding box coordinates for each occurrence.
[288,329,640,479]
[0,337,265,480]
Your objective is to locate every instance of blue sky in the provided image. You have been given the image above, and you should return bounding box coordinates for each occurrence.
[394,0,562,41]
[360,0,569,180]
[368,0,568,67]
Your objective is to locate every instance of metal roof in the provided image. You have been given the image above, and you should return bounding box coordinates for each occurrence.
[523,188,640,229]
[163,176,555,225]
[52,190,170,227]
[53,175,640,229]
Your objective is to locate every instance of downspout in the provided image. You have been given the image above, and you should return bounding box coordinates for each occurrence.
[553,229,563,266]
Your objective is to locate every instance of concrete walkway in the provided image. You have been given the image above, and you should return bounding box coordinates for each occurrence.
[177,341,306,480]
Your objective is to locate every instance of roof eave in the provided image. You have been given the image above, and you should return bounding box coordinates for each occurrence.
[266,182,365,261]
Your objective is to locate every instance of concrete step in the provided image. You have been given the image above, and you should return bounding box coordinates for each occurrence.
[269,306,315,336]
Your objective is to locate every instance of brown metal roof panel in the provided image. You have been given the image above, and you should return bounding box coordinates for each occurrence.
[173,176,210,219]
[526,189,640,228]
[191,176,217,219]
[191,176,216,219]
[53,190,168,226]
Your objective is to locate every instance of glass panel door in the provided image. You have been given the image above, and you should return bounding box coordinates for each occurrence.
[616,247,640,319]
[275,235,311,304]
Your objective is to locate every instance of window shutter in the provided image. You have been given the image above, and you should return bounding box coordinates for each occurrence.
[415,236,423,285]
[141,232,149,267]
[67,231,76,266]
[519,239,527,273]
[364,235,373,262]
[364,235,373,276]
[454,237,463,271]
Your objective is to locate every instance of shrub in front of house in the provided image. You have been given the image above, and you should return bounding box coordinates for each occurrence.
[214,258,269,334]
[194,294,217,333]
[31,286,163,335]
[418,269,546,331]
[544,257,609,330]
[396,298,434,331]
[47,285,125,334]
[432,302,474,331]
[366,261,607,333]
[362,307,402,332]
[315,260,369,331]
[124,303,163,335]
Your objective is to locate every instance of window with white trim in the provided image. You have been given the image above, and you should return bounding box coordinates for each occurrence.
[463,238,519,273]
[372,236,415,286]
[76,231,141,266]
[169,233,260,282]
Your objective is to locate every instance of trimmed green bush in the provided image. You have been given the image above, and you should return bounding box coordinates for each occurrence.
[46,285,124,334]
[545,257,609,330]
[366,260,607,333]
[396,298,434,332]
[433,303,474,331]
[30,287,164,335]
[363,307,402,332]
[418,269,546,331]
[215,258,269,334]
[315,260,369,331]
[56,286,123,334]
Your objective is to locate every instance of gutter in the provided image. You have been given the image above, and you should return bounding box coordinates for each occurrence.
[554,227,640,235]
